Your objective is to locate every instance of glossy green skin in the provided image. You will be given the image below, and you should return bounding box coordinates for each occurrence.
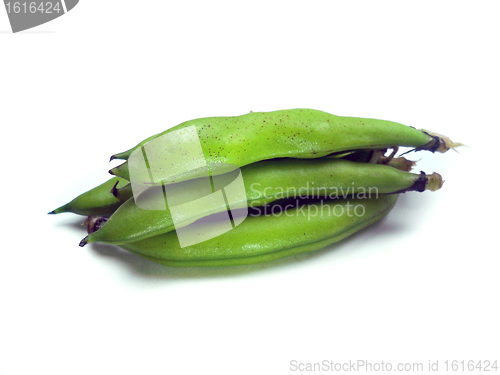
[50,177,129,216]
[119,194,398,267]
[111,150,396,203]
[110,109,434,183]
[88,159,418,246]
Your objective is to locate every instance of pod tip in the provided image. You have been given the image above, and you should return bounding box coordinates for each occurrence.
[48,205,67,215]
[109,155,116,162]
[79,236,88,247]
[110,181,120,198]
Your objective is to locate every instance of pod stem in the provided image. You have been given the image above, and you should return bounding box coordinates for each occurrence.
[368,149,386,164]
[425,172,444,191]
[389,171,443,194]
[409,171,428,193]
[419,130,464,153]
[381,156,416,172]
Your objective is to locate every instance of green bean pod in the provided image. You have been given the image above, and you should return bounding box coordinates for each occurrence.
[118,194,399,267]
[110,150,415,204]
[49,176,129,216]
[82,159,441,246]
[109,108,458,183]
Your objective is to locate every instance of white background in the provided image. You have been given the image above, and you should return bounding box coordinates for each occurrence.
[1,1,499,374]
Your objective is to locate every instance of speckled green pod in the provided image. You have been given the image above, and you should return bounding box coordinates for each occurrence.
[83,159,440,246]
[109,108,453,184]
[118,194,398,267]
[49,176,129,216]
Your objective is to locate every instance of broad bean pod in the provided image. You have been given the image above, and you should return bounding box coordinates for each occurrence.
[118,194,399,267]
[82,159,440,246]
